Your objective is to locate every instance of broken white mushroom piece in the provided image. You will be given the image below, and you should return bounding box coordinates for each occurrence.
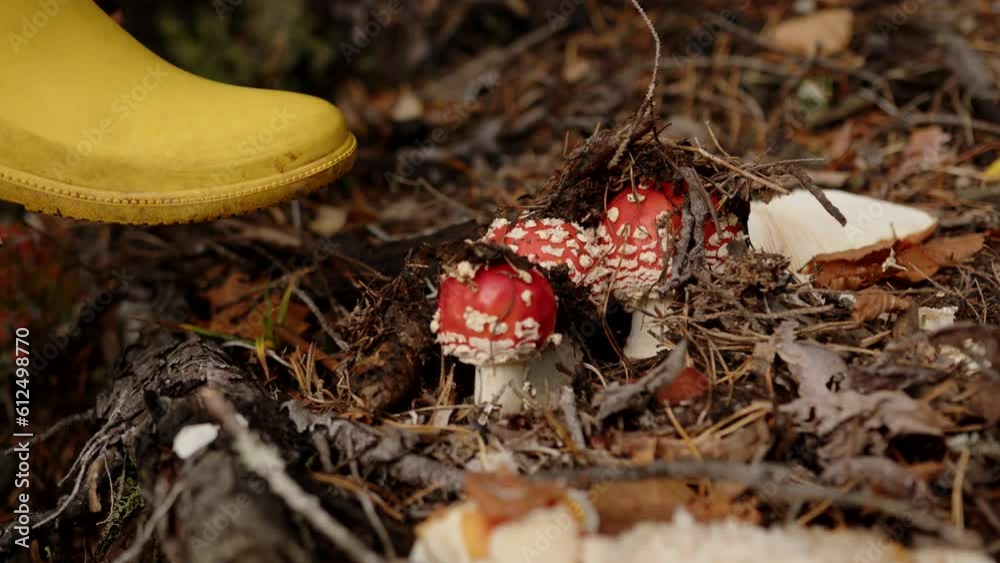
[580,508,990,563]
[409,487,597,563]
[599,181,742,359]
[432,261,561,414]
[748,189,938,272]
[172,423,220,460]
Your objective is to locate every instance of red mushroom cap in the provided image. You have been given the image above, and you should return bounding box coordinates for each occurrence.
[598,182,678,303]
[483,217,603,285]
[432,261,559,366]
[598,181,743,303]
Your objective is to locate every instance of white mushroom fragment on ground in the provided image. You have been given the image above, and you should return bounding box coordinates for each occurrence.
[747,189,938,273]
[598,181,743,359]
[431,261,561,414]
[410,489,990,563]
[409,471,598,563]
[579,509,990,563]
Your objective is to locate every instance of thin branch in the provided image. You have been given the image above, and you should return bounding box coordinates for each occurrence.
[609,0,661,169]
[200,388,385,563]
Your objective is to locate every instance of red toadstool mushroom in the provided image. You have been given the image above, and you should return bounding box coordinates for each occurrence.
[431,261,561,413]
[599,181,742,359]
[483,216,606,298]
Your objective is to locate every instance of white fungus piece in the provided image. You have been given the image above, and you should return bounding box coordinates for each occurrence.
[748,189,937,272]
[172,423,220,460]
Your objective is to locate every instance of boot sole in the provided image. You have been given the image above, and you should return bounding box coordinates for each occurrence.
[0,134,357,225]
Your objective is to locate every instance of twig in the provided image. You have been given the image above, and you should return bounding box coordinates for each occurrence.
[1,408,95,457]
[111,481,186,563]
[348,449,397,560]
[593,340,688,421]
[293,287,350,350]
[559,386,587,449]
[609,0,661,169]
[665,140,789,195]
[200,388,385,563]
[782,166,846,225]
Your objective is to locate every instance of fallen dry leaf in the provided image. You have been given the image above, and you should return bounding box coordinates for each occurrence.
[589,480,759,535]
[984,158,1000,182]
[770,9,854,56]
[774,321,949,459]
[202,271,311,339]
[593,418,770,465]
[894,127,952,181]
[822,456,929,500]
[464,470,567,523]
[654,367,709,405]
[851,288,912,322]
[896,233,985,279]
[812,233,985,289]
[968,375,1000,426]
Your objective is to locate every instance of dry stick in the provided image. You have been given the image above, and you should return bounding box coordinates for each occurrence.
[1,408,95,457]
[594,340,688,421]
[559,386,587,449]
[665,141,789,195]
[293,286,350,350]
[609,0,661,169]
[712,15,893,103]
[110,482,186,563]
[782,166,847,226]
[200,388,385,563]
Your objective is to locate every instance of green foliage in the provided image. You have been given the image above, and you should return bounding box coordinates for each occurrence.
[96,459,145,559]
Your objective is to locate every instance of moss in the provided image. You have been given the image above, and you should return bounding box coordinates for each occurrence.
[96,460,145,559]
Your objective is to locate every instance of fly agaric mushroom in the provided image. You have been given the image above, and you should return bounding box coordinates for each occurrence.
[409,471,598,563]
[599,181,742,359]
[483,216,607,301]
[431,261,561,413]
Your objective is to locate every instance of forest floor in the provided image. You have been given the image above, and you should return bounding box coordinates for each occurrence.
[3,1,1000,561]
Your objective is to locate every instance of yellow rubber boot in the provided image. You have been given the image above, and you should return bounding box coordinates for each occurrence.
[0,0,357,224]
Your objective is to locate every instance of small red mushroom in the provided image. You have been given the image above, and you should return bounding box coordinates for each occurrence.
[598,181,742,358]
[431,261,560,413]
[483,216,607,302]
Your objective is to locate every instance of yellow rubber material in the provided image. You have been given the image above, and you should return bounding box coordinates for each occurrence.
[0,0,357,224]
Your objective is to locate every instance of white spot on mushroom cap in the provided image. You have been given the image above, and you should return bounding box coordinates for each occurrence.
[487,217,510,232]
[541,245,565,257]
[463,307,500,332]
[506,227,529,240]
[430,309,441,333]
[606,206,620,222]
[452,261,478,282]
[514,318,541,340]
[548,227,571,243]
[521,290,533,307]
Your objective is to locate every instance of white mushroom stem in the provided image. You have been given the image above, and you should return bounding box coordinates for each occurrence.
[623,297,672,360]
[475,339,579,414]
[475,362,530,414]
